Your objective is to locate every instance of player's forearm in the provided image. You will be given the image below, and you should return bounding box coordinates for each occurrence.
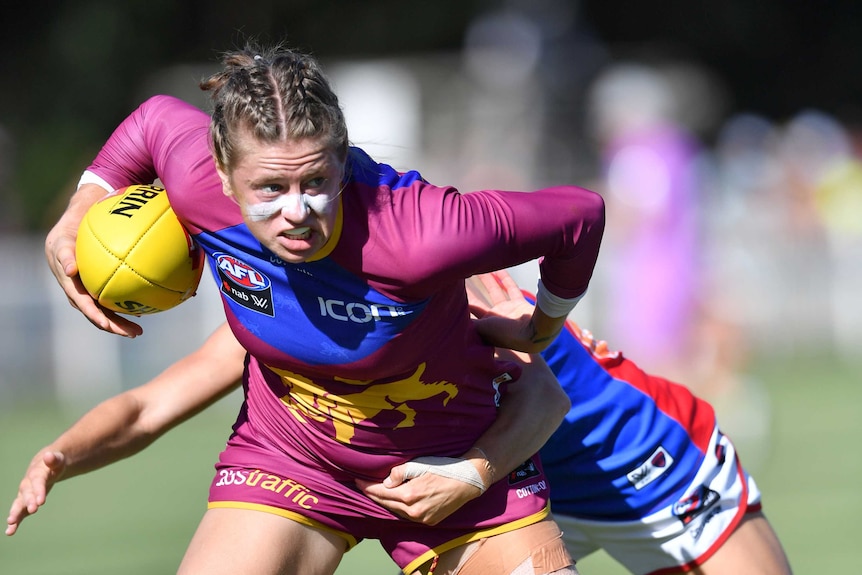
[55,183,109,230]
[463,350,569,487]
[45,184,109,268]
[43,392,156,481]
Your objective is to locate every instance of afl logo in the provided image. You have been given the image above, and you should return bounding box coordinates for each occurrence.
[216,254,271,290]
[214,253,274,316]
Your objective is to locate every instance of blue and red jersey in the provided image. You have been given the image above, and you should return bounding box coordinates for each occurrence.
[537,311,717,520]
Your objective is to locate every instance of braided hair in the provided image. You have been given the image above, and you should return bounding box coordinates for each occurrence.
[200,42,349,172]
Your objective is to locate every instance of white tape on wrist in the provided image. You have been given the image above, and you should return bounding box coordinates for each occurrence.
[535,279,584,318]
[401,456,486,493]
[76,170,115,194]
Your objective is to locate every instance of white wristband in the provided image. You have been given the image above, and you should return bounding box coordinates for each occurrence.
[535,279,584,318]
[76,170,115,194]
[402,456,487,493]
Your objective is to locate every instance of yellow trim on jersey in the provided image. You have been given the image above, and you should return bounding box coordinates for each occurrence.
[401,502,551,575]
[207,501,359,549]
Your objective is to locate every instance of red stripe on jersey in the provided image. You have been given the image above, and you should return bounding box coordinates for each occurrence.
[562,318,717,454]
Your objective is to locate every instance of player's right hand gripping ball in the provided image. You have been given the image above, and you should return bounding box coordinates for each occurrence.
[76,184,205,315]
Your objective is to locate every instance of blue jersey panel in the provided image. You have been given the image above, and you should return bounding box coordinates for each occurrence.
[347,146,425,189]
[539,326,708,520]
[199,225,426,367]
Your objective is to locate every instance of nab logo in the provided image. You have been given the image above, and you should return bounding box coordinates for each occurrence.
[215,252,274,316]
[508,460,541,485]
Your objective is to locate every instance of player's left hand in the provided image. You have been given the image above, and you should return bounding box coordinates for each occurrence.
[45,183,143,338]
[5,450,67,536]
[356,463,482,526]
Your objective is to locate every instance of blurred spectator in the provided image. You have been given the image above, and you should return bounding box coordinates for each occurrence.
[784,110,862,360]
[816,158,862,359]
[768,111,837,352]
[700,112,784,467]
[585,61,707,383]
[458,7,545,191]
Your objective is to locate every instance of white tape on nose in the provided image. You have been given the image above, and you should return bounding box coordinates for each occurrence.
[304,192,334,215]
[245,194,308,221]
[245,192,335,221]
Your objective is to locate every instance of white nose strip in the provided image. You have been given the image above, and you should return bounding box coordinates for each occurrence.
[304,193,334,215]
[246,193,309,221]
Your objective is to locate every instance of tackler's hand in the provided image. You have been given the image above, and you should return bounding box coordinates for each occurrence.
[6,450,68,536]
[468,271,565,353]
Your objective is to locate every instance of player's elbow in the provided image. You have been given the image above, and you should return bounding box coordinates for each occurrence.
[525,354,570,425]
[543,373,571,424]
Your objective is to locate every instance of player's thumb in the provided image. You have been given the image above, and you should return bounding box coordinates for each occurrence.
[58,246,79,277]
[383,464,409,488]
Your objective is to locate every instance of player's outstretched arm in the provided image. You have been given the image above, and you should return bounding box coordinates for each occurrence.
[5,323,244,536]
[45,182,143,337]
[357,271,570,525]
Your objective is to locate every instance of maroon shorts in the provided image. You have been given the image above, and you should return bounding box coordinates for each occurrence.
[208,429,550,572]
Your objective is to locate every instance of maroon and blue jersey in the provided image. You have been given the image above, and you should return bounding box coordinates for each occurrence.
[87,95,604,474]
[85,95,604,569]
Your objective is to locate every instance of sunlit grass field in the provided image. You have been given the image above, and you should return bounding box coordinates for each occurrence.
[2,353,859,574]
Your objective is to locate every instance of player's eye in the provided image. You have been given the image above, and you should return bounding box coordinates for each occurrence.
[304,177,326,191]
[259,184,283,196]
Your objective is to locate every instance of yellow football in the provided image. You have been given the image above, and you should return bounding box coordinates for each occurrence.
[76,184,205,315]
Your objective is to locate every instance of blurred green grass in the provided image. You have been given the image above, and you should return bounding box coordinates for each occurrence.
[2,354,859,574]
